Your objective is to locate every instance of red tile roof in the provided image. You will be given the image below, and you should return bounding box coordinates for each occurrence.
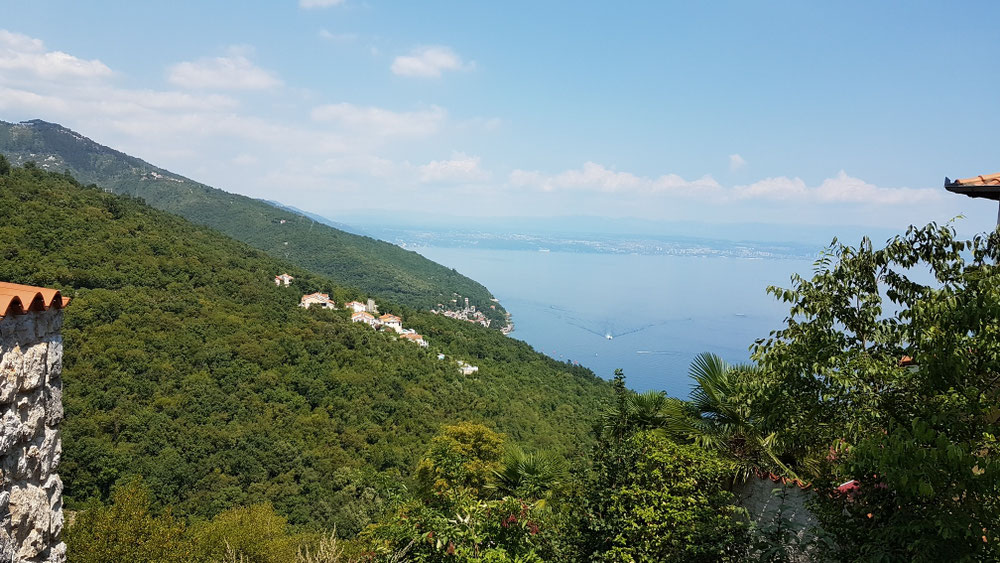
[0,282,70,319]
[952,173,1000,186]
[379,314,401,322]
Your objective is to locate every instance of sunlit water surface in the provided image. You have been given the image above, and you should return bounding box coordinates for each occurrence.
[417,247,815,396]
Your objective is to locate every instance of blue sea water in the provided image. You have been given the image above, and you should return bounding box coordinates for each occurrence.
[416,247,816,397]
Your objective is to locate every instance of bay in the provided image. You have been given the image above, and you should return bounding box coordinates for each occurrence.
[417,247,815,396]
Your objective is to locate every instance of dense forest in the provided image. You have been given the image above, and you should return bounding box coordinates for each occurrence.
[0,162,608,537]
[4,158,999,561]
[0,120,506,325]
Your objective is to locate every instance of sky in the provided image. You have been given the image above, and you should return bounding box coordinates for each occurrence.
[2,1,1000,235]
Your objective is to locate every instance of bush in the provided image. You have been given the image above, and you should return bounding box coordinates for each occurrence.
[584,431,749,562]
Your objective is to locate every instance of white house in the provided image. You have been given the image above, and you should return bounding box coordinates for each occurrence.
[379,314,403,333]
[400,332,429,347]
[352,311,377,327]
[457,360,479,375]
[345,301,367,313]
[274,273,294,286]
[300,292,335,309]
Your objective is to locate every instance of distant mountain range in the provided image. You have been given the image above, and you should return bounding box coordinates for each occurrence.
[0,119,506,324]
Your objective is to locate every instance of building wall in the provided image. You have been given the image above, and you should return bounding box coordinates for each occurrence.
[0,309,66,563]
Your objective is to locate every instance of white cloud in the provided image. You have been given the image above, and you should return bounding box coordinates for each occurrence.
[391,46,473,78]
[318,29,358,43]
[734,171,942,205]
[167,48,281,90]
[509,162,722,196]
[729,153,746,171]
[509,163,944,210]
[311,102,446,137]
[0,29,111,79]
[419,152,489,183]
[300,0,345,8]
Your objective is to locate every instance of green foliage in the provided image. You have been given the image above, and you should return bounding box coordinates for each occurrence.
[63,480,192,562]
[0,121,506,323]
[491,448,566,504]
[0,153,9,175]
[0,164,610,534]
[190,504,302,562]
[65,481,336,562]
[416,423,507,503]
[755,224,1000,560]
[661,352,795,479]
[581,431,749,562]
[368,424,569,562]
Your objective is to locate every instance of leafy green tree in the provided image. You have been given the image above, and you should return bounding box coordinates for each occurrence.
[63,480,192,562]
[415,422,507,503]
[368,424,569,561]
[581,431,749,562]
[755,224,1000,561]
[0,153,10,175]
[190,504,302,562]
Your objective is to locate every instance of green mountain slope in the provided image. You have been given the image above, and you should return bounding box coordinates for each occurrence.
[0,163,610,533]
[0,119,505,325]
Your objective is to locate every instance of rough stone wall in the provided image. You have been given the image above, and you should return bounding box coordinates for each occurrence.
[736,476,820,562]
[0,309,66,563]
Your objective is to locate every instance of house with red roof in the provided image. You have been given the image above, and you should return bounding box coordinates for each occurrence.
[379,313,402,332]
[299,292,335,310]
[351,311,377,327]
[400,332,428,347]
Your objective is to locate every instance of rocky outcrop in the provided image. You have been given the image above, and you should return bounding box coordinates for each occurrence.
[1,308,66,563]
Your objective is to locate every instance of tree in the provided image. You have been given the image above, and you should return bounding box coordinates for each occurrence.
[62,480,191,562]
[582,431,749,562]
[491,448,566,505]
[661,352,795,479]
[0,154,10,176]
[754,223,1000,561]
[415,422,507,504]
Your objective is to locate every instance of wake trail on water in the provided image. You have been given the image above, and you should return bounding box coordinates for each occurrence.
[507,298,696,341]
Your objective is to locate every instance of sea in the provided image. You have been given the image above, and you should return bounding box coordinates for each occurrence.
[416,247,816,397]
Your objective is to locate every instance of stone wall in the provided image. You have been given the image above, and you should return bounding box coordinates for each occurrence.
[735,474,820,562]
[0,308,66,563]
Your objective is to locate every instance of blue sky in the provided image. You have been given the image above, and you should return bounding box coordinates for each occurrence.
[2,1,1000,234]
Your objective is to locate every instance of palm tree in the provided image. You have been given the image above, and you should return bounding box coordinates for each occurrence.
[491,448,566,506]
[599,388,672,442]
[663,352,794,479]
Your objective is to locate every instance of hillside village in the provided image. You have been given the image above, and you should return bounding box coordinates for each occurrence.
[277,273,483,372]
[432,295,515,334]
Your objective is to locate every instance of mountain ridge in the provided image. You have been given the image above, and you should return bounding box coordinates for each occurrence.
[0,119,507,326]
[0,163,609,534]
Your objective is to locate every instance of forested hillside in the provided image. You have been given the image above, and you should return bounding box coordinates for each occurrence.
[0,162,609,534]
[0,119,506,325]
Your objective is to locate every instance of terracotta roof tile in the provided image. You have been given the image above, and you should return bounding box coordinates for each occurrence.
[952,173,1000,186]
[0,282,70,319]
